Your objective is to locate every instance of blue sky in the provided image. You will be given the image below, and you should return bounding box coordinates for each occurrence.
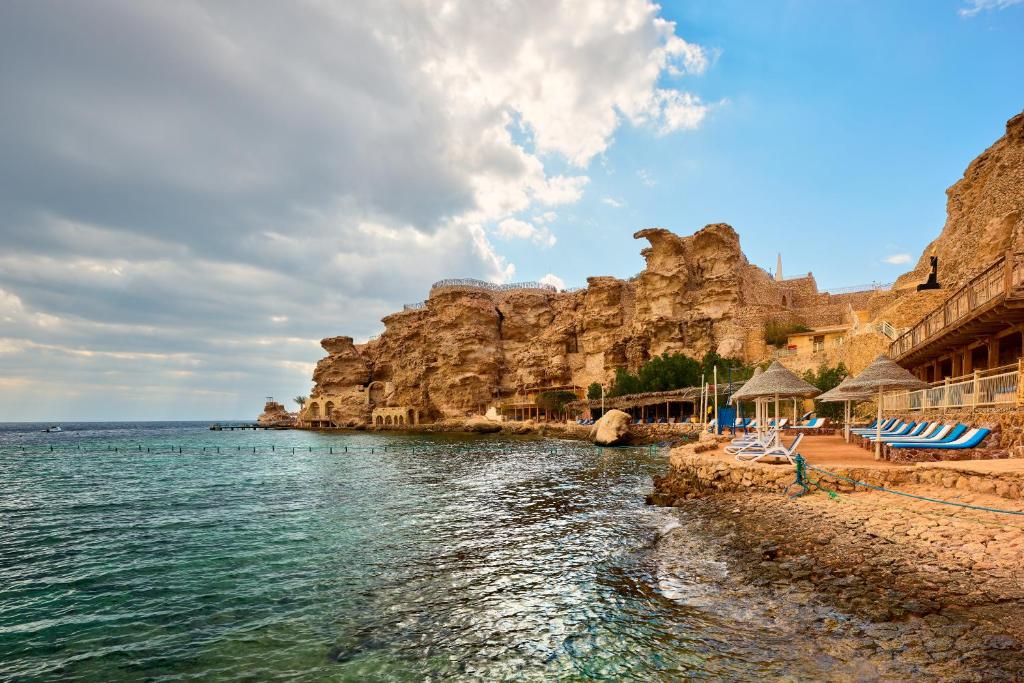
[502,0,1024,290]
[0,0,1022,420]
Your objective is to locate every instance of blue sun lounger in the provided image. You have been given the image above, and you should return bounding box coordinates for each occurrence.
[888,425,982,450]
[867,421,932,442]
[862,421,918,441]
[851,418,898,435]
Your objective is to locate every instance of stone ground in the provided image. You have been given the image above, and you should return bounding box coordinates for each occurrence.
[654,484,1024,680]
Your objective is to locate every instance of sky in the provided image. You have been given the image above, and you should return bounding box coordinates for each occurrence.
[1,0,1022,421]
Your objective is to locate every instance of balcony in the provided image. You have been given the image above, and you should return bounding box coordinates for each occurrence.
[889,253,1024,365]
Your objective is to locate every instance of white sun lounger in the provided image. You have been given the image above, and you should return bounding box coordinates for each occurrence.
[735,433,804,465]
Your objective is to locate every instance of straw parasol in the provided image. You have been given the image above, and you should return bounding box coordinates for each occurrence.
[843,354,928,458]
[815,376,875,442]
[731,361,820,445]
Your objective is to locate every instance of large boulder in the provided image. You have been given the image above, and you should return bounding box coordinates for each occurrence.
[591,409,632,445]
[464,416,502,433]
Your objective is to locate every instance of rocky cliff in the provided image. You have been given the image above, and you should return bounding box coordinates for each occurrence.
[304,223,833,423]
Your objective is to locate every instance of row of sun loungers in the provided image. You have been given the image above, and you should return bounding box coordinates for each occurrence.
[852,418,991,457]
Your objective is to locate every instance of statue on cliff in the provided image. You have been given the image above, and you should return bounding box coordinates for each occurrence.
[917,256,940,291]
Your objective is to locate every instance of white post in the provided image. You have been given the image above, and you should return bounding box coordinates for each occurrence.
[875,386,883,460]
[774,392,781,447]
[713,367,719,433]
[601,383,605,416]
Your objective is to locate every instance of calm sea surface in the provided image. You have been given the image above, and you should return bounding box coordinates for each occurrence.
[1,422,870,681]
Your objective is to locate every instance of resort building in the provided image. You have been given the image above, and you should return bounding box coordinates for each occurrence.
[494,384,585,422]
[780,324,849,357]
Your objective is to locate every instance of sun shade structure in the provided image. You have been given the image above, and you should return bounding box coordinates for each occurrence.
[843,354,929,458]
[815,376,875,442]
[731,361,820,445]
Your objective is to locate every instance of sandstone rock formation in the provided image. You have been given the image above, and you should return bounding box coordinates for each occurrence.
[300,223,880,424]
[591,409,632,446]
[257,401,296,427]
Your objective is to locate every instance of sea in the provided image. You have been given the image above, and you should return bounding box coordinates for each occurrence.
[1,421,878,681]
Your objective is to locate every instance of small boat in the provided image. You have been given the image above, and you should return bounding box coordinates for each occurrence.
[43,425,62,433]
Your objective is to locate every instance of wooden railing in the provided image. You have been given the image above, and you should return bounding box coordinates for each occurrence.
[882,363,1020,411]
[889,253,1024,359]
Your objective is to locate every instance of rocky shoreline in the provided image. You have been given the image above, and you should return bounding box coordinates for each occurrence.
[649,440,1024,679]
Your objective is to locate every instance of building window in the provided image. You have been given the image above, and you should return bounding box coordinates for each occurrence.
[812,335,825,353]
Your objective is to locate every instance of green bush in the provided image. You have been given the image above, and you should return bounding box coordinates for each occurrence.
[609,352,751,398]
[535,390,578,416]
[803,363,849,419]
[586,382,603,400]
[763,319,812,348]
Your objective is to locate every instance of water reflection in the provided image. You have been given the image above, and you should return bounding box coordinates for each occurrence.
[0,425,883,680]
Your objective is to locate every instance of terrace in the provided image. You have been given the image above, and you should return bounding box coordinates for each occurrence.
[889,252,1024,379]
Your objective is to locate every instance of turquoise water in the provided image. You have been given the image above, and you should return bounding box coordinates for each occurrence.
[2,422,874,681]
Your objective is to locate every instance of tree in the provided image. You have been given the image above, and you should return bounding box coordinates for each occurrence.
[587,382,603,400]
[609,367,643,397]
[535,390,578,419]
[293,395,308,408]
[803,363,849,419]
[608,352,749,397]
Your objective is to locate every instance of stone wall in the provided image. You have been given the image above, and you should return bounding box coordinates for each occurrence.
[886,407,1024,454]
[651,440,1024,504]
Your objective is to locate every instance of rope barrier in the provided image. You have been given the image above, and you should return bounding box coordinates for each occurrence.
[790,454,1024,516]
[8,442,669,456]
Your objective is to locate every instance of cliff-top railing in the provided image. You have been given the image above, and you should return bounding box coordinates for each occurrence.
[429,278,558,293]
[889,252,1024,360]
[824,281,893,295]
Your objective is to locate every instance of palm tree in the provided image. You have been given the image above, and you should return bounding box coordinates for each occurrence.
[293,395,307,408]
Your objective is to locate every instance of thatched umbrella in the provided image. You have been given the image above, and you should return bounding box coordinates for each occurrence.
[843,354,928,458]
[732,361,820,445]
[815,377,875,443]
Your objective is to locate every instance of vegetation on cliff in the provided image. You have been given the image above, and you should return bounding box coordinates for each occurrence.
[535,390,579,419]
[803,363,850,419]
[609,351,748,397]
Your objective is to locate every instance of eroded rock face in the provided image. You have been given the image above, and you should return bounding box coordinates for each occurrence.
[308,223,805,421]
[305,223,874,421]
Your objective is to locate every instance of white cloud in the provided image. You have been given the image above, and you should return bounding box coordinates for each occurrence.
[496,218,537,239]
[533,175,590,205]
[883,253,912,265]
[495,218,556,247]
[0,0,715,418]
[637,169,657,186]
[601,197,625,208]
[539,273,566,290]
[653,90,710,134]
[959,0,1024,16]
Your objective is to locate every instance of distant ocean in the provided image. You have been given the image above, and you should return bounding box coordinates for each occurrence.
[2,421,867,680]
